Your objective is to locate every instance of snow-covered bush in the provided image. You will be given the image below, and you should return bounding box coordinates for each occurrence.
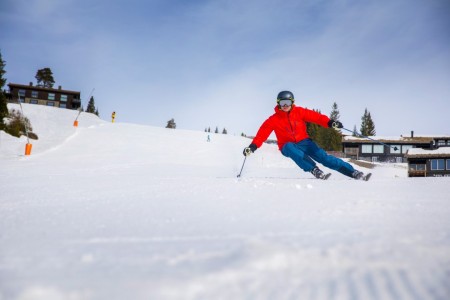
[3,109,37,139]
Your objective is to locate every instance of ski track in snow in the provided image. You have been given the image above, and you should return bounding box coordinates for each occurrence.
[1,104,450,300]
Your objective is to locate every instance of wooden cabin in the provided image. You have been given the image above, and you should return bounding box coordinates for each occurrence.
[342,132,450,163]
[7,83,81,110]
[405,147,450,177]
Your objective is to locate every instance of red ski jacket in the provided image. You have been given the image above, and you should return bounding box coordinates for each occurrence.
[251,105,330,150]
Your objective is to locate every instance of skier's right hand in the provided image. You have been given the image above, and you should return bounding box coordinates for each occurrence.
[243,144,257,156]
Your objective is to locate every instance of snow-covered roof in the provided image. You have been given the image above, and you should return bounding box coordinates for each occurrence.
[400,134,450,138]
[343,135,435,144]
[344,136,434,144]
[405,147,450,158]
[8,82,80,94]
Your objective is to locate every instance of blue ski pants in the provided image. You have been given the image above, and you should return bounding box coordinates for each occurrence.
[281,139,355,177]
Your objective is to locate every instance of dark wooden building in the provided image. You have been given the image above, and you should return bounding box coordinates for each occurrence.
[405,148,450,177]
[342,132,450,163]
[7,83,81,110]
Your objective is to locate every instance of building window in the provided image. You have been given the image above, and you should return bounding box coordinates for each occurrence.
[60,103,66,108]
[18,90,26,101]
[402,145,413,154]
[437,140,446,146]
[31,91,38,98]
[391,145,401,154]
[48,93,55,100]
[344,148,358,155]
[47,101,55,106]
[60,94,68,102]
[361,145,372,153]
[410,164,426,171]
[30,99,38,104]
[431,159,445,170]
[447,159,450,170]
[373,145,384,154]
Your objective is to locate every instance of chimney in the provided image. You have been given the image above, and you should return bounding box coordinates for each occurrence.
[58,85,62,90]
[29,82,33,86]
[411,131,414,138]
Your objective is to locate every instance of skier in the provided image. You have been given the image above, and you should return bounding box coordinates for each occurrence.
[243,91,370,180]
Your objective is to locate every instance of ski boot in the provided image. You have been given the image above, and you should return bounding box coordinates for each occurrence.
[352,170,372,181]
[311,166,331,180]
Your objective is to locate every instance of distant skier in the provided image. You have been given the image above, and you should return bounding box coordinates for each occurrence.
[243,91,370,180]
[111,111,116,123]
[207,135,210,142]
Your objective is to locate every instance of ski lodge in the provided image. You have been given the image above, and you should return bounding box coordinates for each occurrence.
[6,83,81,110]
[342,131,450,164]
[404,147,450,177]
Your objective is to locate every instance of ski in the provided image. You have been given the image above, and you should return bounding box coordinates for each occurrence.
[321,173,332,180]
[362,173,372,181]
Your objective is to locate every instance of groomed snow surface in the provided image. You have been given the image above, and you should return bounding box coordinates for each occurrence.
[1,104,449,300]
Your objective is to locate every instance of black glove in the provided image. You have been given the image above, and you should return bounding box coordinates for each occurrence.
[328,120,343,129]
[243,143,257,156]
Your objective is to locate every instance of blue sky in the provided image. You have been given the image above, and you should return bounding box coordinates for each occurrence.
[1,0,449,137]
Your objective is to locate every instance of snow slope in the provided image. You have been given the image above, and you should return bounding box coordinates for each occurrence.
[1,104,450,300]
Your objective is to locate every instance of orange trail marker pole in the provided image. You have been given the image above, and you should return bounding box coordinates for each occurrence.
[25,143,32,155]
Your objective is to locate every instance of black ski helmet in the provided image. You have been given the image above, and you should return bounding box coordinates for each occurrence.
[277,91,294,104]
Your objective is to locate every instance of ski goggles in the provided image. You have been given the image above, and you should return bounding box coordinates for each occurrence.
[278,99,293,107]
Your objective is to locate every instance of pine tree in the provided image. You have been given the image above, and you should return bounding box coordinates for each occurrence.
[329,102,340,121]
[353,125,358,136]
[366,112,376,136]
[35,67,55,88]
[0,50,8,130]
[307,109,327,150]
[360,109,368,136]
[325,102,343,151]
[214,126,219,134]
[86,96,96,114]
[319,128,332,150]
[166,118,176,129]
[222,128,227,134]
[306,109,321,142]
[360,108,376,136]
[306,105,342,151]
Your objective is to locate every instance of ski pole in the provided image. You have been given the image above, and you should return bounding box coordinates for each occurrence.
[237,156,247,178]
[341,127,398,151]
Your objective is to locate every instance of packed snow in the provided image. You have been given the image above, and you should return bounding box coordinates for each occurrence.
[1,104,449,300]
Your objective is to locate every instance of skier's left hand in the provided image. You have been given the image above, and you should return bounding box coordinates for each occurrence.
[328,120,343,129]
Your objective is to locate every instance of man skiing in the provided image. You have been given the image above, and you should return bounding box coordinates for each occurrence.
[243,91,370,180]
